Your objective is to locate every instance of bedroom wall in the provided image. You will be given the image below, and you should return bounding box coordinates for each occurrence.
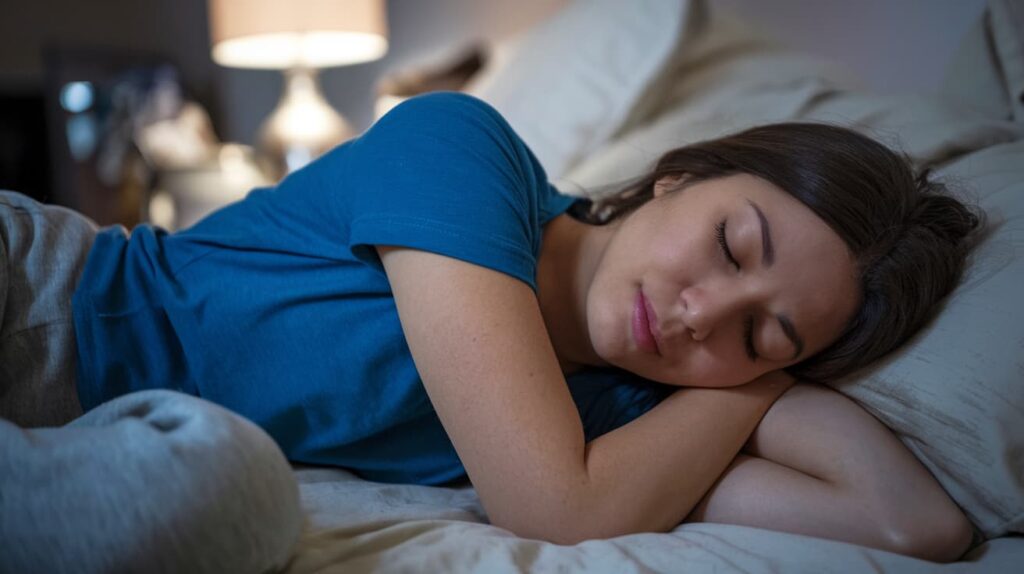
[217,0,567,144]
[0,0,565,142]
[716,0,989,93]
[0,0,993,145]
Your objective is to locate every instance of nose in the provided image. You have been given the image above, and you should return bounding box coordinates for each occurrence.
[680,283,748,342]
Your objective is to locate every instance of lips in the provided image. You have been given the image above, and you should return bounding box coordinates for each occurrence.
[633,289,661,355]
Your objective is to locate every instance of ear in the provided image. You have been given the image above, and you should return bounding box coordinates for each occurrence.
[653,175,685,198]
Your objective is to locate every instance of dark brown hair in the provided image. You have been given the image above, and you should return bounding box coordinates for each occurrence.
[568,123,982,383]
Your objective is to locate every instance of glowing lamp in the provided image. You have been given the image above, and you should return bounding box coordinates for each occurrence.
[208,0,388,176]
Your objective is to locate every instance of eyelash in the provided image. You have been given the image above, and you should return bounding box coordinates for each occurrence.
[715,219,758,362]
[714,220,740,271]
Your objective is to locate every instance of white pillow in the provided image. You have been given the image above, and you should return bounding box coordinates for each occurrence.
[560,74,844,195]
[464,0,693,180]
[799,91,1024,166]
[561,74,1023,195]
[830,139,1024,540]
[990,0,1024,121]
[940,0,1024,124]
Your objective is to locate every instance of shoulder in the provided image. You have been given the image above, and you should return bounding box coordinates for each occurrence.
[351,90,552,211]
[370,92,522,151]
[380,92,503,125]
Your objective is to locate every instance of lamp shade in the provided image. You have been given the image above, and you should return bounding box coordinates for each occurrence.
[209,0,388,69]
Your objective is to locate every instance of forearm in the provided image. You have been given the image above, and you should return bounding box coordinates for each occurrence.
[568,371,793,540]
[686,383,973,562]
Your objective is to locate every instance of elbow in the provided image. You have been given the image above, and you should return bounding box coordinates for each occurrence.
[883,510,975,563]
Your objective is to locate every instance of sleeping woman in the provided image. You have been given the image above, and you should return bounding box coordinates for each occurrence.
[1,92,980,561]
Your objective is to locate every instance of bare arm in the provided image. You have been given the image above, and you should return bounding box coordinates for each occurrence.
[687,383,974,562]
[377,246,792,543]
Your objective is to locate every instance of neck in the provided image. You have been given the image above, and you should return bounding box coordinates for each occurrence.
[536,213,615,374]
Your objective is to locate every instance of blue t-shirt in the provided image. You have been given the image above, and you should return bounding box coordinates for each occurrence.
[72,92,671,485]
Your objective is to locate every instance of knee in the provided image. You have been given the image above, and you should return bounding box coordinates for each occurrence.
[172,393,304,570]
[72,390,304,572]
[135,390,304,572]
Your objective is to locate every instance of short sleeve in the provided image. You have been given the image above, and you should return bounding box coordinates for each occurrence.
[344,92,574,291]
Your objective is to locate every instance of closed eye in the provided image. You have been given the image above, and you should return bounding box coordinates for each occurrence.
[714,219,740,270]
[716,220,758,361]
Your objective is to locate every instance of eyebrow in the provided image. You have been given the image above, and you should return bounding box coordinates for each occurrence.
[747,199,775,267]
[746,198,802,360]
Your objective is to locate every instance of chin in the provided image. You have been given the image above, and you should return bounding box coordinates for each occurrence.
[588,327,625,367]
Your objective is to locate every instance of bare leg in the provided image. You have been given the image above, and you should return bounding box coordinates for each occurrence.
[685,383,973,562]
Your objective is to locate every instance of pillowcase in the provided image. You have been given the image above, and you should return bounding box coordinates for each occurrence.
[830,139,1024,540]
[561,57,1022,195]
[798,91,1024,167]
[941,9,1013,120]
[942,0,1024,123]
[990,0,1024,121]
[464,0,693,180]
[559,74,844,195]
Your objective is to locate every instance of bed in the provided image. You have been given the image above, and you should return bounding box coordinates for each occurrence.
[282,1,1024,571]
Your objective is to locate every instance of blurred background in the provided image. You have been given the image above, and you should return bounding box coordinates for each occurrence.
[0,0,988,229]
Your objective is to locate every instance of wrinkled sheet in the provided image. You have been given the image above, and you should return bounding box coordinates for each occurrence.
[285,467,1024,573]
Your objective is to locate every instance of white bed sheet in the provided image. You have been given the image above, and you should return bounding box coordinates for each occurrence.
[285,466,1024,573]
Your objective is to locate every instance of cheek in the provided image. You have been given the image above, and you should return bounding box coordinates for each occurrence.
[585,273,628,361]
[585,227,649,360]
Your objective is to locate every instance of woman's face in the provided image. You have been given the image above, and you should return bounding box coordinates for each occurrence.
[586,173,860,387]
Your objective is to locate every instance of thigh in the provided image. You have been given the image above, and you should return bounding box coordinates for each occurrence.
[0,191,98,426]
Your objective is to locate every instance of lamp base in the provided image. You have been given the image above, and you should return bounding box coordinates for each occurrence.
[259,67,352,180]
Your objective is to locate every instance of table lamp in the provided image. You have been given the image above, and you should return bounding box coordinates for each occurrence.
[208,0,388,178]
